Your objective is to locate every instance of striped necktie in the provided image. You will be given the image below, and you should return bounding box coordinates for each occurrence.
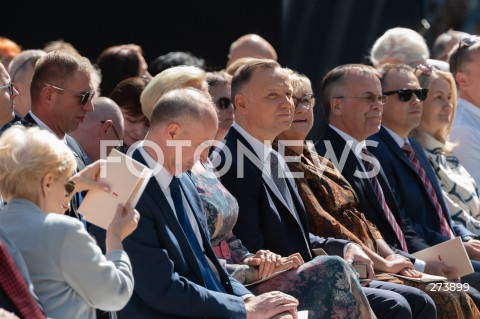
[401,142,454,238]
[361,148,408,251]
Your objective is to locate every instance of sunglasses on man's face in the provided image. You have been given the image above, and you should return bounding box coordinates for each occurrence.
[382,88,429,102]
[44,83,95,105]
[64,180,76,197]
[0,82,14,96]
[215,97,232,110]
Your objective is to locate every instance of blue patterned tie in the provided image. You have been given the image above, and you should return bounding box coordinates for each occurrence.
[170,177,225,292]
[270,152,289,201]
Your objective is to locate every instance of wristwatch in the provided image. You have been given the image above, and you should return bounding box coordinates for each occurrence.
[461,235,472,242]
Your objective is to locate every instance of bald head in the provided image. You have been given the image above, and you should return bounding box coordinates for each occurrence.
[226,34,277,67]
[69,97,124,161]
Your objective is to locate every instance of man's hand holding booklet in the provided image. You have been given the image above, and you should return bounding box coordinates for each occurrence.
[79,149,153,229]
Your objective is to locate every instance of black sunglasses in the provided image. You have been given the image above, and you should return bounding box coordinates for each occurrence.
[64,180,76,197]
[382,88,429,102]
[453,37,480,74]
[44,83,95,105]
[215,97,232,110]
[0,82,14,96]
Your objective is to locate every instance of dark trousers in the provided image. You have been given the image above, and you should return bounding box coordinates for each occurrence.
[363,280,436,319]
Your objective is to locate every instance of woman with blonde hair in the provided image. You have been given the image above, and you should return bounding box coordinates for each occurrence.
[140,65,208,120]
[0,126,140,319]
[411,64,480,235]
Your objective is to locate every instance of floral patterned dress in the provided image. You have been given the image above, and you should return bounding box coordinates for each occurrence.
[283,143,479,319]
[189,161,375,319]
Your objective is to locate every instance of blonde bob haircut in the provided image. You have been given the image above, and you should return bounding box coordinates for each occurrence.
[0,126,76,201]
[411,68,457,152]
[140,65,207,121]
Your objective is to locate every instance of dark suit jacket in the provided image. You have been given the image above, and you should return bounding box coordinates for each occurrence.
[368,126,475,247]
[118,149,249,319]
[217,127,349,262]
[317,126,429,255]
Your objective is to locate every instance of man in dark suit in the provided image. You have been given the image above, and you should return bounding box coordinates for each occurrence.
[19,50,94,224]
[366,63,480,291]
[119,87,298,319]
[316,63,453,274]
[216,59,435,319]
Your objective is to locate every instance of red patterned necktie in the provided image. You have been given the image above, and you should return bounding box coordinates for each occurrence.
[0,240,45,319]
[401,142,455,238]
[361,148,409,252]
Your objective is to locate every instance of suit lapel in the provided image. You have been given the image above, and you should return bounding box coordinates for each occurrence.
[410,139,451,222]
[374,128,457,234]
[377,127,417,174]
[230,128,297,212]
[324,127,391,225]
[132,150,205,283]
[229,128,304,227]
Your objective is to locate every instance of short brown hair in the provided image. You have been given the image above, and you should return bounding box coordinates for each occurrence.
[231,58,280,107]
[320,64,379,121]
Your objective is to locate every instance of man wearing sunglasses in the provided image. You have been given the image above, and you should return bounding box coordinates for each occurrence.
[448,36,480,187]
[21,51,95,224]
[368,63,480,299]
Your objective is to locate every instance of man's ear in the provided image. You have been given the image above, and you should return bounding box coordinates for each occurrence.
[41,173,55,196]
[165,122,181,140]
[456,72,469,89]
[100,120,113,139]
[42,85,55,105]
[330,98,342,116]
[234,93,247,114]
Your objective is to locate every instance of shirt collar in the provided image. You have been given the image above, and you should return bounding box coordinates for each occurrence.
[383,125,409,148]
[137,141,174,191]
[234,123,272,162]
[28,111,68,144]
[329,124,366,158]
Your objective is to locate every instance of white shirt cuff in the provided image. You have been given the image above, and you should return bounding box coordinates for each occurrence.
[414,259,426,272]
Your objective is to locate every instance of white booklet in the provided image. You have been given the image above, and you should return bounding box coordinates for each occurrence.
[298,311,308,319]
[78,148,153,229]
[412,236,474,278]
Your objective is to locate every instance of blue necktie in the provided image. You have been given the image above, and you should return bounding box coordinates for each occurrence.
[169,177,226,292]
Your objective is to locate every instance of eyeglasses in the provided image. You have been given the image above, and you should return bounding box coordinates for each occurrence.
[44,83,95,105]
[453,37,480,74]
[335,93,388,104]
[414,64,438,76]
[382,88,429,102]
[214,97,232,110]
[292,93,315,110]
[64,180,76,197]
[11,56,41,81]
[100,120,122,141]
[0,82,14,96]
